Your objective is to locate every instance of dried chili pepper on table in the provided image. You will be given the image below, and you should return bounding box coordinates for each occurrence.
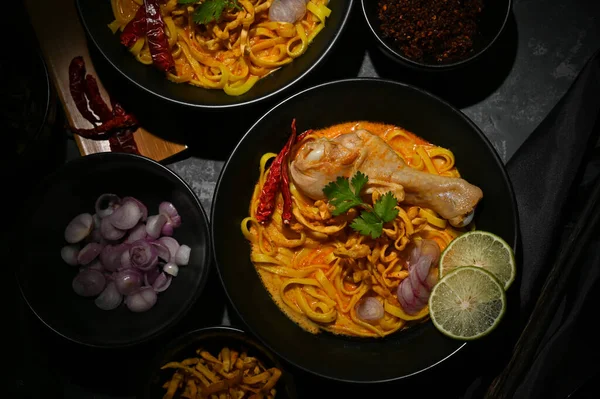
[377,0,483,64]
[68,56,99,125]
[67,56,141,154]
[144,0,175,73]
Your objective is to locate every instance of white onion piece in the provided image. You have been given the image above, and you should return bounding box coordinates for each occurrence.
[61,245,80,266]
[122,196,148,221]
[356,297,384,322]
[95,193,121,218]
[163,262,179,277]
[125,222,147,243]
[95,281,123,310]
[174,244,191,266]
[108,199,143,230]
[157,236,179,259]
[125,286,157,312]
[268,0,306,23]
[100,217,126,241]
[64,213,94,244]
[146,214,168,239]
[77,242,104,265]
[114,268,143,295]
[72,269,106,297]
[152,272,172,293]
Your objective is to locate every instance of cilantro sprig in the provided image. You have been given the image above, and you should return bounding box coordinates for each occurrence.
[177,0,242,25]
[323,172,399,239]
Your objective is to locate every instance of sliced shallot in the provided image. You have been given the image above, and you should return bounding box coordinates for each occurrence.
[125,286,157,312]
[77,242,104,265]
[356,297,384,322]
[150,240,171,262]
[100,243,130,272]
[174,244,191,266]
[61,245,80,266]
[114,268,143,295]
[72,269,106,297]
[158,201,181,236]
[146,214,168,239]
[268,0,307,23]
[152,272,172,293]
[163,262,179,277]
[95,193,121,218]
[129,239,158,271]
[122,196,148,221]
[64,213,94,244]
[108,198,143,230]
[100,216,126,241]
[95,281,123,310]
[157,236,180,259]
[125,222,147,243]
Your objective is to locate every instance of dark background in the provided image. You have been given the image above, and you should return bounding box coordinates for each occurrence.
[7,0,600,398]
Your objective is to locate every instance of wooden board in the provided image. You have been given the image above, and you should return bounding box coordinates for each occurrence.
[25,0,187,162]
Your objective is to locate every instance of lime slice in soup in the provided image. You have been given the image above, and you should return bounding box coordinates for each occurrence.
[439,230,516,290]
[429,266,506,340]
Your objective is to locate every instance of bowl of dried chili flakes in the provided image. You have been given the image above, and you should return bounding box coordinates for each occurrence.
[361,0,512,70]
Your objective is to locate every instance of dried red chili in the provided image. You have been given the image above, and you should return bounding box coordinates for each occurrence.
[144,0,175,73]
[84,75,114,122]
[280,120,298,224]
[68,56,99,125]
[71,114,138,140]
[377,0,483,64]
[256,119,299,224]
[120,3,147,48]
[68,56,141,154]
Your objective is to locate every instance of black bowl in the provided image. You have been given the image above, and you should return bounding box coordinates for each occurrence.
[141,326,297,399]
[361,0,512,71]
[14,152,211,348]
[211,78,519,383]
[75,0,354,110]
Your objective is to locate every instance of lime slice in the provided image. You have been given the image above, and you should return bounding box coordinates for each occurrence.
[439,230,516,290]
[429,266,506,340]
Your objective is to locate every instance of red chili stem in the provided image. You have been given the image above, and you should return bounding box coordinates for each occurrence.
[120,4,147,48]
[144,0,175,74]
[68,56,99,125]
[255,119,298,223]
[84,75,113,122]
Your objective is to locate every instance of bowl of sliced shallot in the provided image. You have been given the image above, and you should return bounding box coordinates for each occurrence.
[13,152,211,348]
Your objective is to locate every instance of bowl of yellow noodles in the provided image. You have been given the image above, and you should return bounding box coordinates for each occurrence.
[75,0,353,109]
[210,77,518,383]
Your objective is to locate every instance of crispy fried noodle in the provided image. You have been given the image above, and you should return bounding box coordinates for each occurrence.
[241,121,479,338]
[109,0,332,96]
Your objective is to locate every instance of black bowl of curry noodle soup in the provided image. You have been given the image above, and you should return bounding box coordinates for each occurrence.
[140,326,297,399]
[13,152,211,348]
[361,0,512,71]
[75,0,353,110]
[211,78,518,383]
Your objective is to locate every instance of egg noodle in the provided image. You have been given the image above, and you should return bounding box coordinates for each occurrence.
[109,0,332,96]
[241,122,469,338]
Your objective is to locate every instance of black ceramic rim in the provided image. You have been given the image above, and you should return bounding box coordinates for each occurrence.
[14,152,212,349]
[211,77,520,383]
[75,0,355,110]
[360,0,513,71]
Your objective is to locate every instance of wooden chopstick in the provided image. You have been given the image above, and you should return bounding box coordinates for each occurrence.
[484,177,600,399]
